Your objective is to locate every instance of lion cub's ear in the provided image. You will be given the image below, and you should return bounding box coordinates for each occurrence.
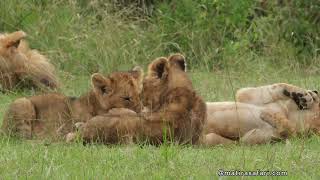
[168,53,186,72]
[131,66,144,82]
[147,57,169,79]
[2,31,26,49]
[131,66,144,91]
[91,73,112,95]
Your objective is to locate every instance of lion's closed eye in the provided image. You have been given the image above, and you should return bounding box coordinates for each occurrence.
[100,86,111,95]
[121,96,132,102]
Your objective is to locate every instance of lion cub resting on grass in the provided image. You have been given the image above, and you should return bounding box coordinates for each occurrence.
[2,67,143,140]
[0,31,58,91]
[67,54,207,145]
[202,83,320,145]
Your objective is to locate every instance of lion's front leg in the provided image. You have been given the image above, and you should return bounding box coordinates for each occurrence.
[200,133,235,146]
[66,115,141,144]
[240,129,275,145]
[281,84,316,110]
[260,110,296,138]
[236,83,314,109]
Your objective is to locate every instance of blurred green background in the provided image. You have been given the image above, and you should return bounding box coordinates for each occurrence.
[1,0,318,75]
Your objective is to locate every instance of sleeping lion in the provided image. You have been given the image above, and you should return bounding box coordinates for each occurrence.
[202,83,320,145]
[0,31,58,91]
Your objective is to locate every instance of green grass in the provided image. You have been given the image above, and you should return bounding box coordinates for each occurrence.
[1,71,320,179]
[0,137,319,179]
[0,0,319,179]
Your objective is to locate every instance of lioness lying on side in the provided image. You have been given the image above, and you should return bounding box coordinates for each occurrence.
[202,83,320,145]
[0,31,58,91]
[2,67,143,140]
[67,54,207,145]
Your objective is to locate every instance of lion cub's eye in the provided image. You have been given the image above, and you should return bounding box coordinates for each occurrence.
[101,86,110,94]
[122,96,132,102]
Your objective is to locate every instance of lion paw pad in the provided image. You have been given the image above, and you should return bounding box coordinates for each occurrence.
[283,89,314,110]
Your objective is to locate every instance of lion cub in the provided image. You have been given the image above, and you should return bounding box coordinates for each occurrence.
[141,54,207,145]
[0,31,58,91]
[68,54,207,145]
[2,67,143,139]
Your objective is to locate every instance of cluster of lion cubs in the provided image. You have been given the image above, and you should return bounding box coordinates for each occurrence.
[1,31,320,146]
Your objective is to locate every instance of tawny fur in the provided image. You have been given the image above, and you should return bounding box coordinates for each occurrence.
[140,54,206,145]
[0,31,58,91]
[2,68,144,140]
[202,83,320,146]
[68,54,207,145]
[71,109,143,144]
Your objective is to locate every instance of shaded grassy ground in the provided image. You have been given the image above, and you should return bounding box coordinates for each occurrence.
[0,70,320,179]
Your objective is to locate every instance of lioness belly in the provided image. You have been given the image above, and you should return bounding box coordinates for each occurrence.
[205,102,273,139]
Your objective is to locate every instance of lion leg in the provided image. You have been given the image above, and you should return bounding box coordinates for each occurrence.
[236,83,314,109]
[260,110,295,138]
[66,132,77,143]
[65,121,97,144]
[307,90,319,103]
[66,115,141,144]
[81,116,120,144]
[2,98,36,138]
[200,133,235,146]
[65,121,96,144]
[240,129,275,145]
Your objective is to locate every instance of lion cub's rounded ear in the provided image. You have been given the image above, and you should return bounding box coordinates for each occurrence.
[3,31,27,48]
[131,66,144,92]
[131,66,144,81]
[147,57,169,79]
[168,53,187,72]
[91,73,112,94]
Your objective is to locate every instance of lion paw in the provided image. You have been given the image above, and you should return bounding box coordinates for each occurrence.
[66,133,77,143]
[307,90,319,103]
[283,89,314,110]
[74,122,85,130]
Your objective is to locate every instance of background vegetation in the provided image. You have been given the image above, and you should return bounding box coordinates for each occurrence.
[0,0,319,179]
[0,0,319,74]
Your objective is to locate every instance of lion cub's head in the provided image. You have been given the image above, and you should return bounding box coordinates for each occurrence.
[91,66,144,113]
[142,53,192,110]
